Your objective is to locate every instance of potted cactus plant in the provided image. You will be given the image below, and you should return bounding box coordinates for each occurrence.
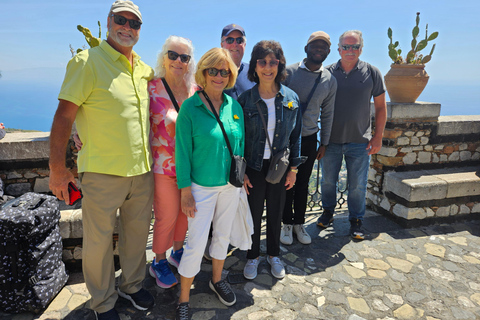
[384,12,439,103]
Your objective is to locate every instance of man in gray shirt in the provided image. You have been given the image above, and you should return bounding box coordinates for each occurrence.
[281,31,337,246]
[317,30,386,241]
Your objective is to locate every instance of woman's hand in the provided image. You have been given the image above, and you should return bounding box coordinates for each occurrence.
[181,187,197,218]
[73,132,83,151]
[285,169,297,190]
[243,174,253,195]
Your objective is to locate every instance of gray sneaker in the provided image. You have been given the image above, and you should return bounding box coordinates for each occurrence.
[243,258,260,280]
[267,256,285,279]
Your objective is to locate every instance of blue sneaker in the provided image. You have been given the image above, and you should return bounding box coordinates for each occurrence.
[149,258,178,288]
[317,209,334,228]
[167,248,184,268]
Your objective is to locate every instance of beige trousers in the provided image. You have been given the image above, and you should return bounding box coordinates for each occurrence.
[79,171,154,313]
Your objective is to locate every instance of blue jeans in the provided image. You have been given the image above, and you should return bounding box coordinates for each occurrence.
[320,142,370,221]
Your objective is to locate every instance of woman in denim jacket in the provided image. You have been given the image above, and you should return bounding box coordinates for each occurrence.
[238,40,302,280]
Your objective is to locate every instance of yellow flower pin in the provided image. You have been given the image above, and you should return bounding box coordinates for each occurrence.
[287,101,293,109]
[234,114,240,120]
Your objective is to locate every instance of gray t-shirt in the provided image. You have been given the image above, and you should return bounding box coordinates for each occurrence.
[284,62,337,145]
[326,59,385,144]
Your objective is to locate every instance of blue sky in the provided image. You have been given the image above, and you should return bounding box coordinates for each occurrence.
[1,0,479,131]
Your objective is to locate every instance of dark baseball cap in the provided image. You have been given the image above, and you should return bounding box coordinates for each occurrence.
[221,24,246,37]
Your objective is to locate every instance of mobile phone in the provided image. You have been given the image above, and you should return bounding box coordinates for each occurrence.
[68,182,82,206]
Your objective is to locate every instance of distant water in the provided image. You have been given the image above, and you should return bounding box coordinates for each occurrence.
[0,82,478,132]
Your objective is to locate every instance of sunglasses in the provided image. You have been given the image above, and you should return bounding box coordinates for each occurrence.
[207,68,231,78]
[167,50,191,63]
[256,59,280,68]
[224,37,245,45]
[110,14,142,30]
[341,44,361,51]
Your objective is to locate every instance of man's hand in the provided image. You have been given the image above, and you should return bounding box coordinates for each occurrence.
[285,169,297,190]
[73,132,83,151]
[181,187,197,218]
[49,167,75,204]
[367,135,383,155]
[316,145,326,160]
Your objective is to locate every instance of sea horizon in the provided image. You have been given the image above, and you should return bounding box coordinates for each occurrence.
[1,81,479,133]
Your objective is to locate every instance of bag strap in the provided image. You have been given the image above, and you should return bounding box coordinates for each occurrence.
[301,71,322,114]
[254,101,274,160]
[201,91,234,158]
[161,78,180,113]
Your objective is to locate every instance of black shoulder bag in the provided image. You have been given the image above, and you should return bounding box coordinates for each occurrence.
[202,91,246,188]
[255,101,290,184]
[161,78,180,112]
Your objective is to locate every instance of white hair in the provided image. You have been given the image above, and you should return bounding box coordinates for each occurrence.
[154,35,196,89]
[338,30,364,49]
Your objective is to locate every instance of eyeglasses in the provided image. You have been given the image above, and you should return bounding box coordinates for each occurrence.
[224,37,245,45]
[207,68,231,78]
[256,59,280,68]
[341,44,361,51]
[110,14,142,30]
[167,50,191,63]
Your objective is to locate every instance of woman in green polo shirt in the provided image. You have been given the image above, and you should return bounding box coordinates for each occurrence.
[174,48,244,319]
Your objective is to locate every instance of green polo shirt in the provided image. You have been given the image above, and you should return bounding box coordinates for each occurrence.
[58,40,154,177]
[175,92,245,189]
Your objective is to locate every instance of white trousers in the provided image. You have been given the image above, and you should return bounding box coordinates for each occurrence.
[178,182,240,278]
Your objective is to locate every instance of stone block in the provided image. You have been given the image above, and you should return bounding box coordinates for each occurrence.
[424,145,433,151]
[378,147,399,157]
[441,169,480,198]
[450,205,459,216]
[384,171,447,202]
[397,137,410,146]
[387,102,440,120]
[24,172,39,179]
[74,246,82,260]
[436,206,450,217]
[448,151,459,161]
[417,152,431,163]
[0,132,50,161]
[437,115,480,135]
[380,197,391,211]
[460,151,471,161]
[7,171,22,179]
[33,177,50,193]
[5,183,31,197]
[415,131,425,137]
[439,154,448,162]
[411,136,420,146]
[420,137,429,145]
[432,153,439,163]
[376,156,402,166]
[383,129,403,139]
[472,203,480,213]
[473,152,480,160]
[392,204,426,220]
[459,205,471,214]
[59,210,72,239]
[425,208,435,217]
[403,153,417,165]
[70,209,84,238]
[404,131,415,137]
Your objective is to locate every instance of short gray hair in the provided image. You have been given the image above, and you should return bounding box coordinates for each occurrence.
[338,30,364,49]
[154,35,196,89]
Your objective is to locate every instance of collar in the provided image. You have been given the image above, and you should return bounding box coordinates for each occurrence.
[100,40,140,65]
[299,59,324,73]
[250,83,286,103]
[192,90,230,108]
[333,59,363,72]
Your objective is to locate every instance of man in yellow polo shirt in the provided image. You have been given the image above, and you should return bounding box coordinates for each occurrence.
[49,1,154,319]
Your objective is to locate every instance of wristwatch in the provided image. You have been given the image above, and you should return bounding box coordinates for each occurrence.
[290,168,298,173]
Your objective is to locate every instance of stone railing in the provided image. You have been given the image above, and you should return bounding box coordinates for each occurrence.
[367,102,480,226]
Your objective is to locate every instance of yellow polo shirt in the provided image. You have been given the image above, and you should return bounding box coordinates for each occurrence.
[58,40,154,177]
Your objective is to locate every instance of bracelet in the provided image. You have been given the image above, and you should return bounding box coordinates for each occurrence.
[290,168,298,173]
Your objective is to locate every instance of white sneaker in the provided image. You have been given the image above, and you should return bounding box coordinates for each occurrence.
[280,224,293,245]
[243,258,260,280]
[267,256,285,279]
[293,224,311,244]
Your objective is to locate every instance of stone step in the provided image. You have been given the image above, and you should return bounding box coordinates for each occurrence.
[384,166,480,202]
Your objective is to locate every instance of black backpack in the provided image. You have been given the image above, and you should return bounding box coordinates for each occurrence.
[0,192,69,313]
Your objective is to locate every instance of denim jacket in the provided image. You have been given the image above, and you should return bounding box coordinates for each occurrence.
[238,84,302,171]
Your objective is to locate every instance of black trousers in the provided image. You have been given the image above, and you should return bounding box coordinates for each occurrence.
[246,160,287,259]
[282,133,318,225]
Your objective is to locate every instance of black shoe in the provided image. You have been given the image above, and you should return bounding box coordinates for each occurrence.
[95,309,120,320]
[209,279,236,306]
[350,219,365,240]
[317,210,334,228]
[176,302,191,320]
[117,288,154,311]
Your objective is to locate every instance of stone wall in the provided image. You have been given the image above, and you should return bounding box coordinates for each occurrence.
[367,102,480,225]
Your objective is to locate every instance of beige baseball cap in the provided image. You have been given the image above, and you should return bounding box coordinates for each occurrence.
[307,31,331,46]
[110,0,142,23]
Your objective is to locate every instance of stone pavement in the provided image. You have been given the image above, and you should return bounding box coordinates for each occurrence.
[2,208,480,320]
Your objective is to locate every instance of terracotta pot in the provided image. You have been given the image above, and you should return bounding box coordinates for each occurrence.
[384,64,429,103]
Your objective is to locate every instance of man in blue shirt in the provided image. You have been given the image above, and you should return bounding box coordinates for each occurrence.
[221,24,255,100]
